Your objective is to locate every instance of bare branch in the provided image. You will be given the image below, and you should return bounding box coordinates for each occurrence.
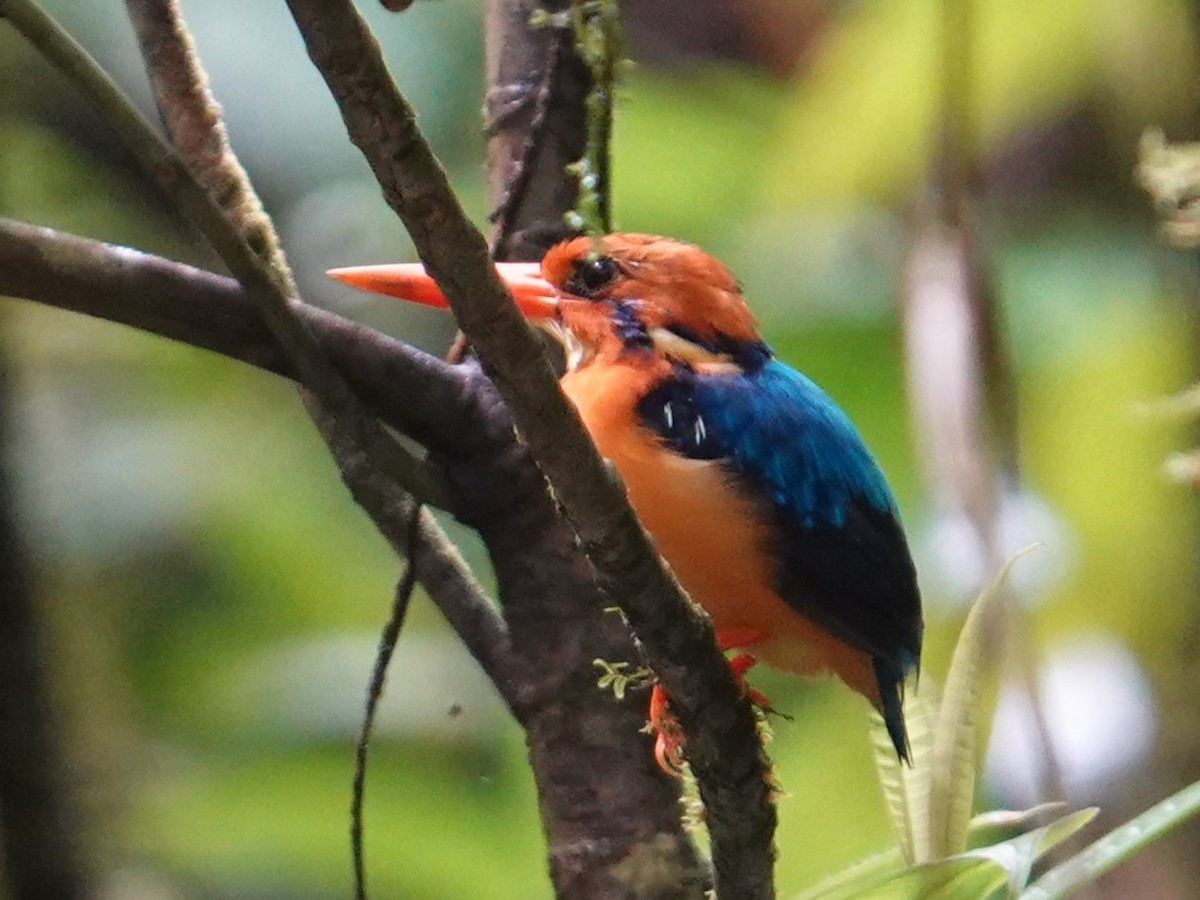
[484,0,592,259]
[284,2,774,894]
[0,219,526,700]
[0,216,706,896]
[485,25,571,252]
[0,218,465,459]
[121,0,454,528]
[1,0,446,508]
[124,0,291,285]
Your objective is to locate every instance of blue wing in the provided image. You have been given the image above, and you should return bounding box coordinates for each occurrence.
[638,358,922,754]
[695,360,899,526]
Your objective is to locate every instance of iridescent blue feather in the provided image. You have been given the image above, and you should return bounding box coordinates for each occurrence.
[691,361,897,525]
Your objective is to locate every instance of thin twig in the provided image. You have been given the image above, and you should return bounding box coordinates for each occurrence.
[352,503,422,900]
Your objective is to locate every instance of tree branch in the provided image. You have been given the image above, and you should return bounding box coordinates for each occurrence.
[0,215,707,896]
[124,0,291,286]
[121,0,459,556]
[0,0,448,509]
[0,218,526,701]
[284,2,775,895]
[3,0,777,891]
[484,3,582,258]
[0,219,462,461]
[0,346,90,898]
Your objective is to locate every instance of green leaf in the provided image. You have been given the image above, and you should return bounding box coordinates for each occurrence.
[872,687,937,864]
[793,849,1000,900]
[964,808,1097,896]
[857,855,1003,900]
[791,847,904,900]
[819,808,1097,900]
[967,804,1072,849]
[928,547,1039,860]
[794,803,1076,900]
[1021,780,1200,899]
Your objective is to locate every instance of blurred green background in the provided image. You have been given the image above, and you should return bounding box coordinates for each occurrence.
[3,0,1200,896]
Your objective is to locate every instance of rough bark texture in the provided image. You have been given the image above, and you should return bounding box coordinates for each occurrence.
[459,413,712,900]
[481,2,715,895]
[485,0,591,258]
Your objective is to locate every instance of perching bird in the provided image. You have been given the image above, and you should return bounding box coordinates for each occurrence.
[329,233,923,769]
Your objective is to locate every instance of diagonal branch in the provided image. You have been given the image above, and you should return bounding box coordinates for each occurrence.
[0,217,706,896]
[121,0,458,558]
[0,218,524,701]
[0,220,457,448]
[284,1,775,895]
[124,0,292,286]
[0,0,447,509]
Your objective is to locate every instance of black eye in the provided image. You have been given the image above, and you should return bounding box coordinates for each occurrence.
[565,255,621,297]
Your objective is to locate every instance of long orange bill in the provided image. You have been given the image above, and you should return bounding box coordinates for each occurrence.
[326,261,560,320]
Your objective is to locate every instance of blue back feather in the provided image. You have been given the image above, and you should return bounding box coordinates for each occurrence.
[689,360,898,528]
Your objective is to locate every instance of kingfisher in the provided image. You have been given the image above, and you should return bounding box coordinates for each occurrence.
[329,233,923,770]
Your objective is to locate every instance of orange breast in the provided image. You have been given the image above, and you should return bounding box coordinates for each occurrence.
[562,362,879,705]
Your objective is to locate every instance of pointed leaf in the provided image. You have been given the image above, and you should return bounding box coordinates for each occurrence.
[793,854,994,900]
[852,808,1097,900]
[872,721,915,866]
[963,808,1097,896]
[791,847,904,900]
[967,803,1071,848]
[871,686,937,863]
[1022,780,1200,899]
[796,806,1080,897]
[848,855,997,900]
[929,547,1039,860]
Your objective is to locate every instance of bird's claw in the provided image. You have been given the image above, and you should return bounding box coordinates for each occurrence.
[649,683,686,773]
[647,645,775,776]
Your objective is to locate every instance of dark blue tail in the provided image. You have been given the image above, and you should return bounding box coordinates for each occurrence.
[874,656,911,765]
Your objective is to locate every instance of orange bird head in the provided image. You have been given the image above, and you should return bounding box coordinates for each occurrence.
[328,233,763,371]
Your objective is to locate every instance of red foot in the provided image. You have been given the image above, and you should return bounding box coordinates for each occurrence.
[648,629,773,775]
[650,683,686,773]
